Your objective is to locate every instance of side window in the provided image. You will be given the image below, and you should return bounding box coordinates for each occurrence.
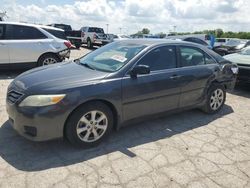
[81,27,87,32]
[138,46,177,71]
[0,24,4,39]
[180,47,205,67]
[6,25,47,40]
[205,53,216,64]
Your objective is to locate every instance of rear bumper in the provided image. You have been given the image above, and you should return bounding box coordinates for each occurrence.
[237,66,250,84]
[58,49,70,60]
[221,76,237,91]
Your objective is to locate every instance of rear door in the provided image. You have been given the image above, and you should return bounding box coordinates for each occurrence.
[122,45,183,121]
[0,24,9,64]
[5,24,48,64]
[177,45,219,107]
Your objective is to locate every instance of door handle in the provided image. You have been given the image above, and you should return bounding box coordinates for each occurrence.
[170,75,182,80]
[0,43,6,46]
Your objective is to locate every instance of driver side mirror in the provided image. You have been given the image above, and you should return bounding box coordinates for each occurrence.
[129,65,150,78]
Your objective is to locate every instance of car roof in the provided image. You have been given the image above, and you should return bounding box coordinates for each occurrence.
[117,39,225,63]
[0,21,64,31]
[116,39,203,47]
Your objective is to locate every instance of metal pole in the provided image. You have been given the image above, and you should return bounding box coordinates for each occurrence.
[106,24,109,34]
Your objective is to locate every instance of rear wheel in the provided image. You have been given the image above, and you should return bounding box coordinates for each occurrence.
[75,41,81,49]
[38,54,60,66]
[201,84,226,114]
[65,102,114,147]
[87,38,93,49]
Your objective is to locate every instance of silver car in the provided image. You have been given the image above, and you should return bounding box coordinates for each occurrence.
[0,22,71,69]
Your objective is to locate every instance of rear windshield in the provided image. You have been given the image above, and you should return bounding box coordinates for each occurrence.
[43,28,67,40]
[89,27,104,33]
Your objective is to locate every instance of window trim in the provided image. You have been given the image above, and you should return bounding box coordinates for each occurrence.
[177,45,217,67]
[126,44,179,75]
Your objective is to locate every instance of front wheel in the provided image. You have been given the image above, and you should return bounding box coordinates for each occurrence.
[201,84,226,114]
[65,102,114,147]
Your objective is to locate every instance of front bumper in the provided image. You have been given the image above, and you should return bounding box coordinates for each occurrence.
[6,100,68,141]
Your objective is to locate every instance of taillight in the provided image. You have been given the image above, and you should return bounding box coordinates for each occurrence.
[231,65,239,74]
[64,41,72,48]
[93,33,97,40]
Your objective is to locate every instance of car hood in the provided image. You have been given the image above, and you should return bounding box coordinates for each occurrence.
[12,61,110,92]
[224,53,250,66]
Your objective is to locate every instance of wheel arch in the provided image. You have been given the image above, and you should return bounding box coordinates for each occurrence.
[63,99,119,138]
[37,52,60,66]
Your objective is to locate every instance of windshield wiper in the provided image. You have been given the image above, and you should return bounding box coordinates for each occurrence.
[81,63,96,70]
[74,59,95,70]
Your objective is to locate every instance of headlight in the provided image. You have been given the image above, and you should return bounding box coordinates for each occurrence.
[19,94,66,107]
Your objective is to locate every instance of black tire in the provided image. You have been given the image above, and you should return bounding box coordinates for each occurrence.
[75,42,81,49]
[87,38,93,49]
[65,102,114,147]
[38,54,60,66]
[201,84,226,114]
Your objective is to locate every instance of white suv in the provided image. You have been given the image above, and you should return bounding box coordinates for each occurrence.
[0,22,71,69]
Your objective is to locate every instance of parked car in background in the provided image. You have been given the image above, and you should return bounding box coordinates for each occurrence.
[167,36,211,48]
[213,39,250,56]
[224,46,250,84]
[80,26,108,48]
[113,34,131,41]
[214,38,231,47]
[6,40,237,146]
[0,22,71,69]
[48,24,82,49]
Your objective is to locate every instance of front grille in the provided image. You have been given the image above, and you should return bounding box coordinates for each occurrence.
[7,90,23,104]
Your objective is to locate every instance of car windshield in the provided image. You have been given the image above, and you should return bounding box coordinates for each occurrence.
[78,42,147,72]
[239,47,250,55]
[225,39,245,46]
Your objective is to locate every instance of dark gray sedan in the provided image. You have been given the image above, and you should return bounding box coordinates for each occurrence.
[6,40,238,146]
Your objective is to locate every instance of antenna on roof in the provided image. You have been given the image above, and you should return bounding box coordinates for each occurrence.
[0,11,8,21]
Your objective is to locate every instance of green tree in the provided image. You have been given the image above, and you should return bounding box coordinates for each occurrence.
[142,28,150,34]
[215,29,224,38]
[157,32,167,38]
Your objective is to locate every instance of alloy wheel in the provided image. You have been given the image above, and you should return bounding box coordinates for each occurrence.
[76,110,108,143]
[42,58,57,66]
[210,88,224,110]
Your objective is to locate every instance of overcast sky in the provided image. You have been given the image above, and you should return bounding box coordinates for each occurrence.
[1,0,249,34]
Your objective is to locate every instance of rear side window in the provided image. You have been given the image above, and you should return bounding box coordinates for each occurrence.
[0,24,4,39]
[205,54,216,64]
[180,47,206,67]
[43,29,67,40]
[138,46,177,71]
[6,25,47,40]
[88,27,104,33]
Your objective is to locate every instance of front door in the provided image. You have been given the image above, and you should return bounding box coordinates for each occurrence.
[122,45,182,121]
